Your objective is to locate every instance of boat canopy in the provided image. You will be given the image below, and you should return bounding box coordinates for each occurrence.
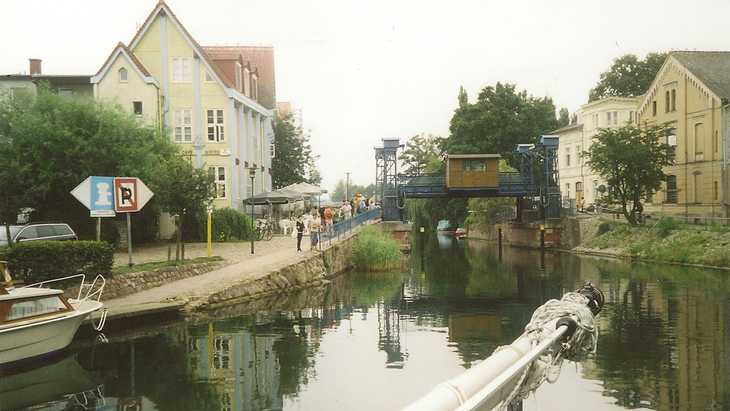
[0,287,63,302]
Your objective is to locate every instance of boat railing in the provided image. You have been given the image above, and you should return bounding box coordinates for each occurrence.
[23,273,106,302]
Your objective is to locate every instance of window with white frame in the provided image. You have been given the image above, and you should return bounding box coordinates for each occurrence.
[565,147,571,167]
[133,101,143,116]
[270,143,276,159]
[612,111,618,125]
[119,67,128,83]
[174,109,192,143]
[209,167,226,198]
[58,89,73,98]
[252,77,258,100]
[172,57,192,82]
[207,109,225,142]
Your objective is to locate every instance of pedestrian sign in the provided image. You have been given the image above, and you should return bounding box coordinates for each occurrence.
[90,176,115,216]
[71,176,116,217]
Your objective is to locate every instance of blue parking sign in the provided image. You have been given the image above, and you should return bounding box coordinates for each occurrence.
[90,176,115,216]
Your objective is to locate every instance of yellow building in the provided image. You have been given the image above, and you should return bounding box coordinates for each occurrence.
[639,51,730,219]
[91,1,274,213]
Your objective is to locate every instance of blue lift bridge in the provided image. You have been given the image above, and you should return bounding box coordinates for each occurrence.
[374,136,561,222]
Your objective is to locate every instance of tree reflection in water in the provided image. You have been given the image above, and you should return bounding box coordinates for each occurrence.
[52,236,730,411]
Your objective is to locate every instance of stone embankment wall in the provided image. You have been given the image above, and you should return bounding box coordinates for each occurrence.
[202,236,356,309]
[68,261,225,300]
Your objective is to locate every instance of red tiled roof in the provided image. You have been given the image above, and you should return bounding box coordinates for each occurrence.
[203,46,276,109]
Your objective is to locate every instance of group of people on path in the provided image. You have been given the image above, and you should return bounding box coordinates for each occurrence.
[292,194,380,253]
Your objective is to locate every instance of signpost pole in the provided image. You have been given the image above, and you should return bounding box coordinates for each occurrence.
[126,212,133,267]
[96,217,101,241]
[207,207,213,257]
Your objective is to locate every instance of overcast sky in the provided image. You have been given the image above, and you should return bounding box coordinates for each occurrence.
[3,0,730,191]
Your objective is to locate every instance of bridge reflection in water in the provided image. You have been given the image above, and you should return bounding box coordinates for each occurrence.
[30,236,728,411]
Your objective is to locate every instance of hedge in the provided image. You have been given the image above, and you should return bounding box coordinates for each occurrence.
[208,208,255,241]
[0,241,114,284]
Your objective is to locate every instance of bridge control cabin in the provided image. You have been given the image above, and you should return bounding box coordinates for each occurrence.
[446,154,500,189]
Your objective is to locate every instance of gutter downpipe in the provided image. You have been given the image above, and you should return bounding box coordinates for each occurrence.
[403,320,567,411]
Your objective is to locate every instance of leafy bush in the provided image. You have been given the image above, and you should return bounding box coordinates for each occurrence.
[0,241,114,284]
[352,226,402,271]
[209,208,254,241]
[654,216,678,238]
[596,222,614,236]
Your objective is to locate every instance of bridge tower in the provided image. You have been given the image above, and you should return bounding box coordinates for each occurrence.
[539,135,561,219]
[375,139,402,221]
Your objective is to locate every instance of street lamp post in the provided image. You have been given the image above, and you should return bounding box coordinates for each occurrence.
[249,168,256,255]
[345,172,350,201]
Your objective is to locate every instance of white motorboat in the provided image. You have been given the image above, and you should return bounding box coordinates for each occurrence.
[0,264,107,365]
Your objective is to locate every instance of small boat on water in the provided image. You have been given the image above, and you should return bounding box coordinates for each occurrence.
[0,262,107,365]
[454,228,467,240]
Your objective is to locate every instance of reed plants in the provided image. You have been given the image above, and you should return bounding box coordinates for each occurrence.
[352,226,402,271]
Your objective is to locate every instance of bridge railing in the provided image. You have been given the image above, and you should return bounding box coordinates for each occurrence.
[320,208,382,247]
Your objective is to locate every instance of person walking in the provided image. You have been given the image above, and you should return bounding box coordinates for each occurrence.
[296,216,305,252]
[324,206,333,231]
[310,217,321,252]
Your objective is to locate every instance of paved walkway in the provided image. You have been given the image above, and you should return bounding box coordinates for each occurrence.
[105,226,371,320]
[114,235,301,266]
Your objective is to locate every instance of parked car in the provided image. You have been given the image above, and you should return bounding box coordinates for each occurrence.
[0,223,77,247]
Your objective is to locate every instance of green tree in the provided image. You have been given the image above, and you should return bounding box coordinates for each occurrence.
[585,124,674,225]
[331,180,376,201]
[447,82,559,166]
[458,86,468,108]
[151,154,215,257]
[271,113,318,189]
[0,86,178,242]
[400,133,443,175]
[557,108,570,128]
[589,53,667,102]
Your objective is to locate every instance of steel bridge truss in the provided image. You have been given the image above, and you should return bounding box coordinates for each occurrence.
[374,136,561,221]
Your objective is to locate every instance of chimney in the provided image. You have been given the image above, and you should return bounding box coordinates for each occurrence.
[29,59,42,76]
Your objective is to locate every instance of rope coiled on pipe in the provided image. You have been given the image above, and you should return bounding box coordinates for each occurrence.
[496,287,599,410]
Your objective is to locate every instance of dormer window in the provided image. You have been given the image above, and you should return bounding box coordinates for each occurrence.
[243,68,250,97]
[235,62,242,91]
[119,67,128,83]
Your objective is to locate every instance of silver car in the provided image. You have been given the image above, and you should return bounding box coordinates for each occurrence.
[0,223,77,247]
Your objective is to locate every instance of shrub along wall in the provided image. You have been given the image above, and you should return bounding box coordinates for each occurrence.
[0,241,114,283]
[204,208,255,242]
[351,226,402,271]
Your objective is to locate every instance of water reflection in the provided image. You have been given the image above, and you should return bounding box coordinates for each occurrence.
[8,236,730,410]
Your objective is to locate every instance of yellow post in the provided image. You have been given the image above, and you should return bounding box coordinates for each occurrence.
[207,208,213,257]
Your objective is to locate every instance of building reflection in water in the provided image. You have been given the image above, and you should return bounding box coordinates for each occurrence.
[39,232,730,411]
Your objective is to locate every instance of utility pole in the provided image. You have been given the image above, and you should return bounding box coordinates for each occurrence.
[345,172,351,201]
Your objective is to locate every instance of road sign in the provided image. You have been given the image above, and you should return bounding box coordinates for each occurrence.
[72,176,154,215]
[113,177,153,213]
[71,176,116,217]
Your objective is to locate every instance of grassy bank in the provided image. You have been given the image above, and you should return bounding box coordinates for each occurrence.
[352,226,402,271]
[112,256,224,275]
[582,218,730,268]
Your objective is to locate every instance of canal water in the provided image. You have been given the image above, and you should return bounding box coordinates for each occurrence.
[2,235,729,411]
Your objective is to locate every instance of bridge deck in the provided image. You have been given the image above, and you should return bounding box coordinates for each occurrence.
[399,173,541,198]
